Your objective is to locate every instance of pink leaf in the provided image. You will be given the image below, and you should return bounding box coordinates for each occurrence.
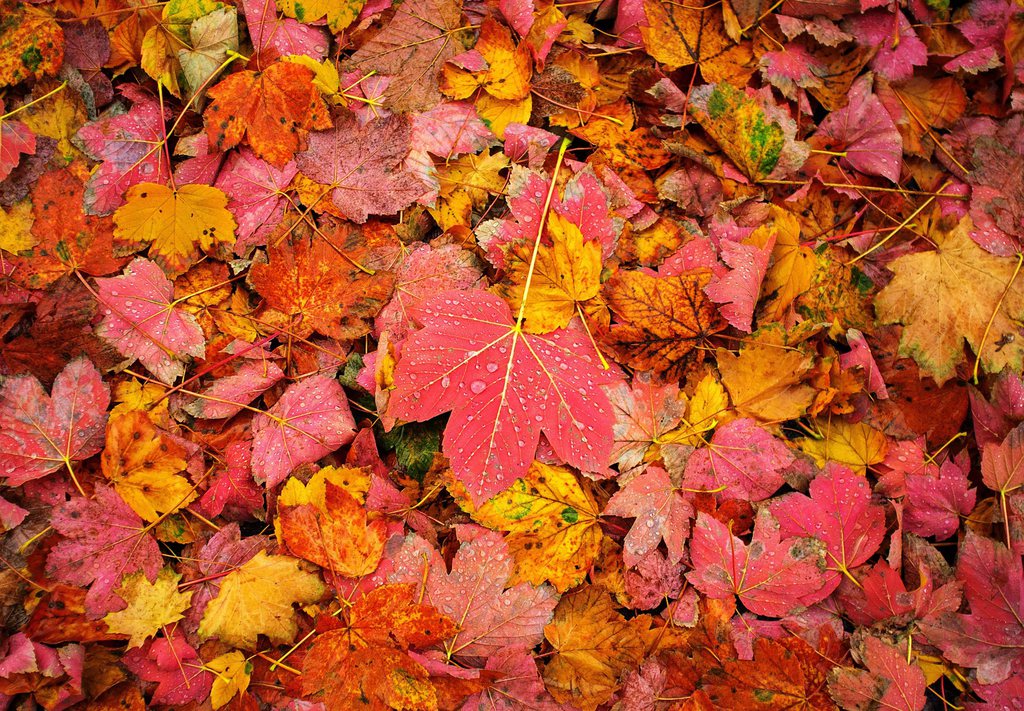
[409,101,495,158]
[295,113,426,223]
[197,440,264,519]
[983,423,1024,494]
[605,466,693,566]
[0,358,109,487]
[845,10,927,82]
[687,509,828,617]
[828,636,926,711]
[0,105,35,182]
[123,632,213,705]
[624,549,686,608]
[463,649,563,710]
[389,289,618,504]
[77,86,170,214]
[704,237,774,332]
[839,560,962,627]
[251,375,356,488]
[815,74,902,182]
[920,531,1024,684]
[95,258,206,385]
[684,418,795,501]
[905,454,976,540]
[183,356,285,419]
[389,525,558,661]
[45,486,163,617]
[554,167,621,259]
[214,147,298,256]
[841,328,888,399]
[770,465,886,597]
[607,373,686,477]
[240,0,329,62]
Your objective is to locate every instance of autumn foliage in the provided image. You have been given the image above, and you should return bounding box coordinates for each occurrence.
[1,0,1024,707]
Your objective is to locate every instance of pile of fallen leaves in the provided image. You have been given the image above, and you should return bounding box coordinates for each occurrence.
[0,0,1023,706]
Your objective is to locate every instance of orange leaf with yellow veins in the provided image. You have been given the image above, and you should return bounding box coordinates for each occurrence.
[101,410,197,522]
[279,481,387,578]
[640,0,753,85]
[113,183,237,277]
[204,61,331,167]
[467,461,604,592]
[249,230,395,340]
[497,212,606,334]
[717,343,816,423]
[602,269,725,382]
[543,586,646,710]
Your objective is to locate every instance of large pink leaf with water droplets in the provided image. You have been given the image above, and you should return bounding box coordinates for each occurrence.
[815,75,902,182]
[828,636,926,711]
[389,289,619,505]
[0,358,109,487]
[683,418,794,501]
[46,486,163,617]
[214,147,297,256]
[687,509,828,617]
[95,258,206,385]
[251,375,356,488]
[845,10,927,82]
[77,86,170,214]
[770,465,886,597]
[604,466,693,566]
[389,525,558,661]
[240,0,329,63]
[920,531,1024,684]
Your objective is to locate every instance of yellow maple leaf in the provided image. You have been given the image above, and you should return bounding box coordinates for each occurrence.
[798,418,888,475]
[498,212,605,334]
[750,207,815,322]
[717,343,816,423]
[875,215,1024,385]
[19,81,87,162]
[198,551,324,649]
[278,0,365,33]
[101,410,197,522]
[278,466,371,508]
[104,567,193,648]
[113,182,236,276]
[468,461,604,592]
[440,18,531,102]
[207,651,252,709]
[639,0,753,84]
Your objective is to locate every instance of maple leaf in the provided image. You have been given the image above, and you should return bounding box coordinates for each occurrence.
[0,357,108,489]
[198,550,324,648]
[875,215,1024,385]
[0,105,35,182]
[46,486,163,617]
[183,353,285,419]
[123,632,213,705]
[213,148,297,256]
[688,83,809,182]
[77,86,171,214]
[497,211,606,334]
[94,257,207,385]
[207,650,252,710]
[250,230,394,340]
[346,0,464,112]
[278,0,364,32]
[100,410,197,522]
[607,373,687,477]
[640,0,752,84]
[602,269,726,382]
[920,531,1024,684]
[279,480,387,577]
[770,465,886,596]
[389,525,559,661]
[389,289,618,505]
[177,7,239,96]
[468,461,604,592]
[112,182,237,276]
[103,567,192,648]
[0,1,64,88]
[239,0,328,64]
[605,466,694,567]
[828,636,925,711]
[683,418,795,501]
[542,585,647,709]
[705,237,774,333]
[294,112,426,224]
[798,418,888,475]
[11,166,125,290]
[982,423,1024,504]
[204,60,331,168]
[687,509,829,617]
[707,633,844,710]
[250,374,356,487]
